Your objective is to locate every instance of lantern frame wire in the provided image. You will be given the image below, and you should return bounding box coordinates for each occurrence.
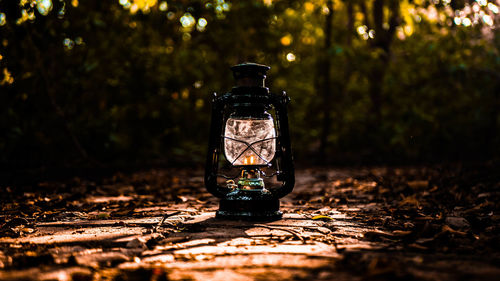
[223,135,277,166]
[216,173,241,180]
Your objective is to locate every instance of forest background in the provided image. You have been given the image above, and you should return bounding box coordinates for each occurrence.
[1,0,499,171]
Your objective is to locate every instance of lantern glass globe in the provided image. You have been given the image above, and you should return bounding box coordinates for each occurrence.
[224,116,276,166]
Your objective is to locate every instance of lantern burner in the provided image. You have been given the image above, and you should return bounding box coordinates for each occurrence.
[236,169,265,190]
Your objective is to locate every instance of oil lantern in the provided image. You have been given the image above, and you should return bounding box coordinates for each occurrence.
[205,63,294,220]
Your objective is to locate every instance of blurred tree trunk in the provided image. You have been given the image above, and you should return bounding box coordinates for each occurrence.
[341,2,355,93]
[362,0,400,121]
[318,0,334,161]
[318,1,355,162]
[346,1,354,47]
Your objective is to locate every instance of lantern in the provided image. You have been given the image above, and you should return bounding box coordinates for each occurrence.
[205,63,295,220]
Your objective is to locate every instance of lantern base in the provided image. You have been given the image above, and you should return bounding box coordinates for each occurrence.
[216,198,282,221]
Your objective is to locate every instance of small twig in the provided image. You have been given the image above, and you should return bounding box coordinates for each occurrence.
[254,224,305,243]
[137,208,199,213]
[302,226,331,235]
[154,211,182,233]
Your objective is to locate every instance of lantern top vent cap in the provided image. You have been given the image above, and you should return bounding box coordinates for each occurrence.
[231,63,270,87]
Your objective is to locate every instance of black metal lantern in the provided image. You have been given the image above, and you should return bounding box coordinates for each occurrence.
[205,63,295,221]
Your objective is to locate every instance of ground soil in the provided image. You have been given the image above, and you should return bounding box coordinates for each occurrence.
[1,163,499,280]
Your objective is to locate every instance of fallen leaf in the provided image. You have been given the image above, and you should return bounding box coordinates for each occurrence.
[407,180,429,189]
[441,225,467,236]
[97,213,110,219]
[312,215,334,221]
[126,237,147,249]
[392,230,412,236]
[445,216,470,229]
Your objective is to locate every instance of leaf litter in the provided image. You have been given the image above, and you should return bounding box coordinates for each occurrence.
[0,163,499,280]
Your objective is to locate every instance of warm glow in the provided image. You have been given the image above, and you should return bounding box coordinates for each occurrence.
[263,0,273,6]
[1,68,14,85]
[280,34,292,46]
[243,156,256,165]
[304,2,314,12]
[120,0,157,13]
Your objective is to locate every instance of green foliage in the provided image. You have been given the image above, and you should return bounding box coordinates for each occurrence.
[0,0,499,168]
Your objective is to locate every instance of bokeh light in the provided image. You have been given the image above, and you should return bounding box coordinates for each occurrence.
[180,13,196,29]
[0,13,6,26]
[286,52,296,62]
[462,17,472,26]
[488,3,499,13]
[482,14,493,26]
[37,0,53,16]
[159,1,168,12]
[63,38,74,50]
[196,18,207,32]
[75,37,83,45]
[280,34,292,46]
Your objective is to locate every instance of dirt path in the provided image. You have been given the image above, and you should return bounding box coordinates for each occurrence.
[1,165,499,280]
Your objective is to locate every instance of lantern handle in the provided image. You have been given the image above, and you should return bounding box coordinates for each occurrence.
[268,91,295,199]
[205,93,233,198]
